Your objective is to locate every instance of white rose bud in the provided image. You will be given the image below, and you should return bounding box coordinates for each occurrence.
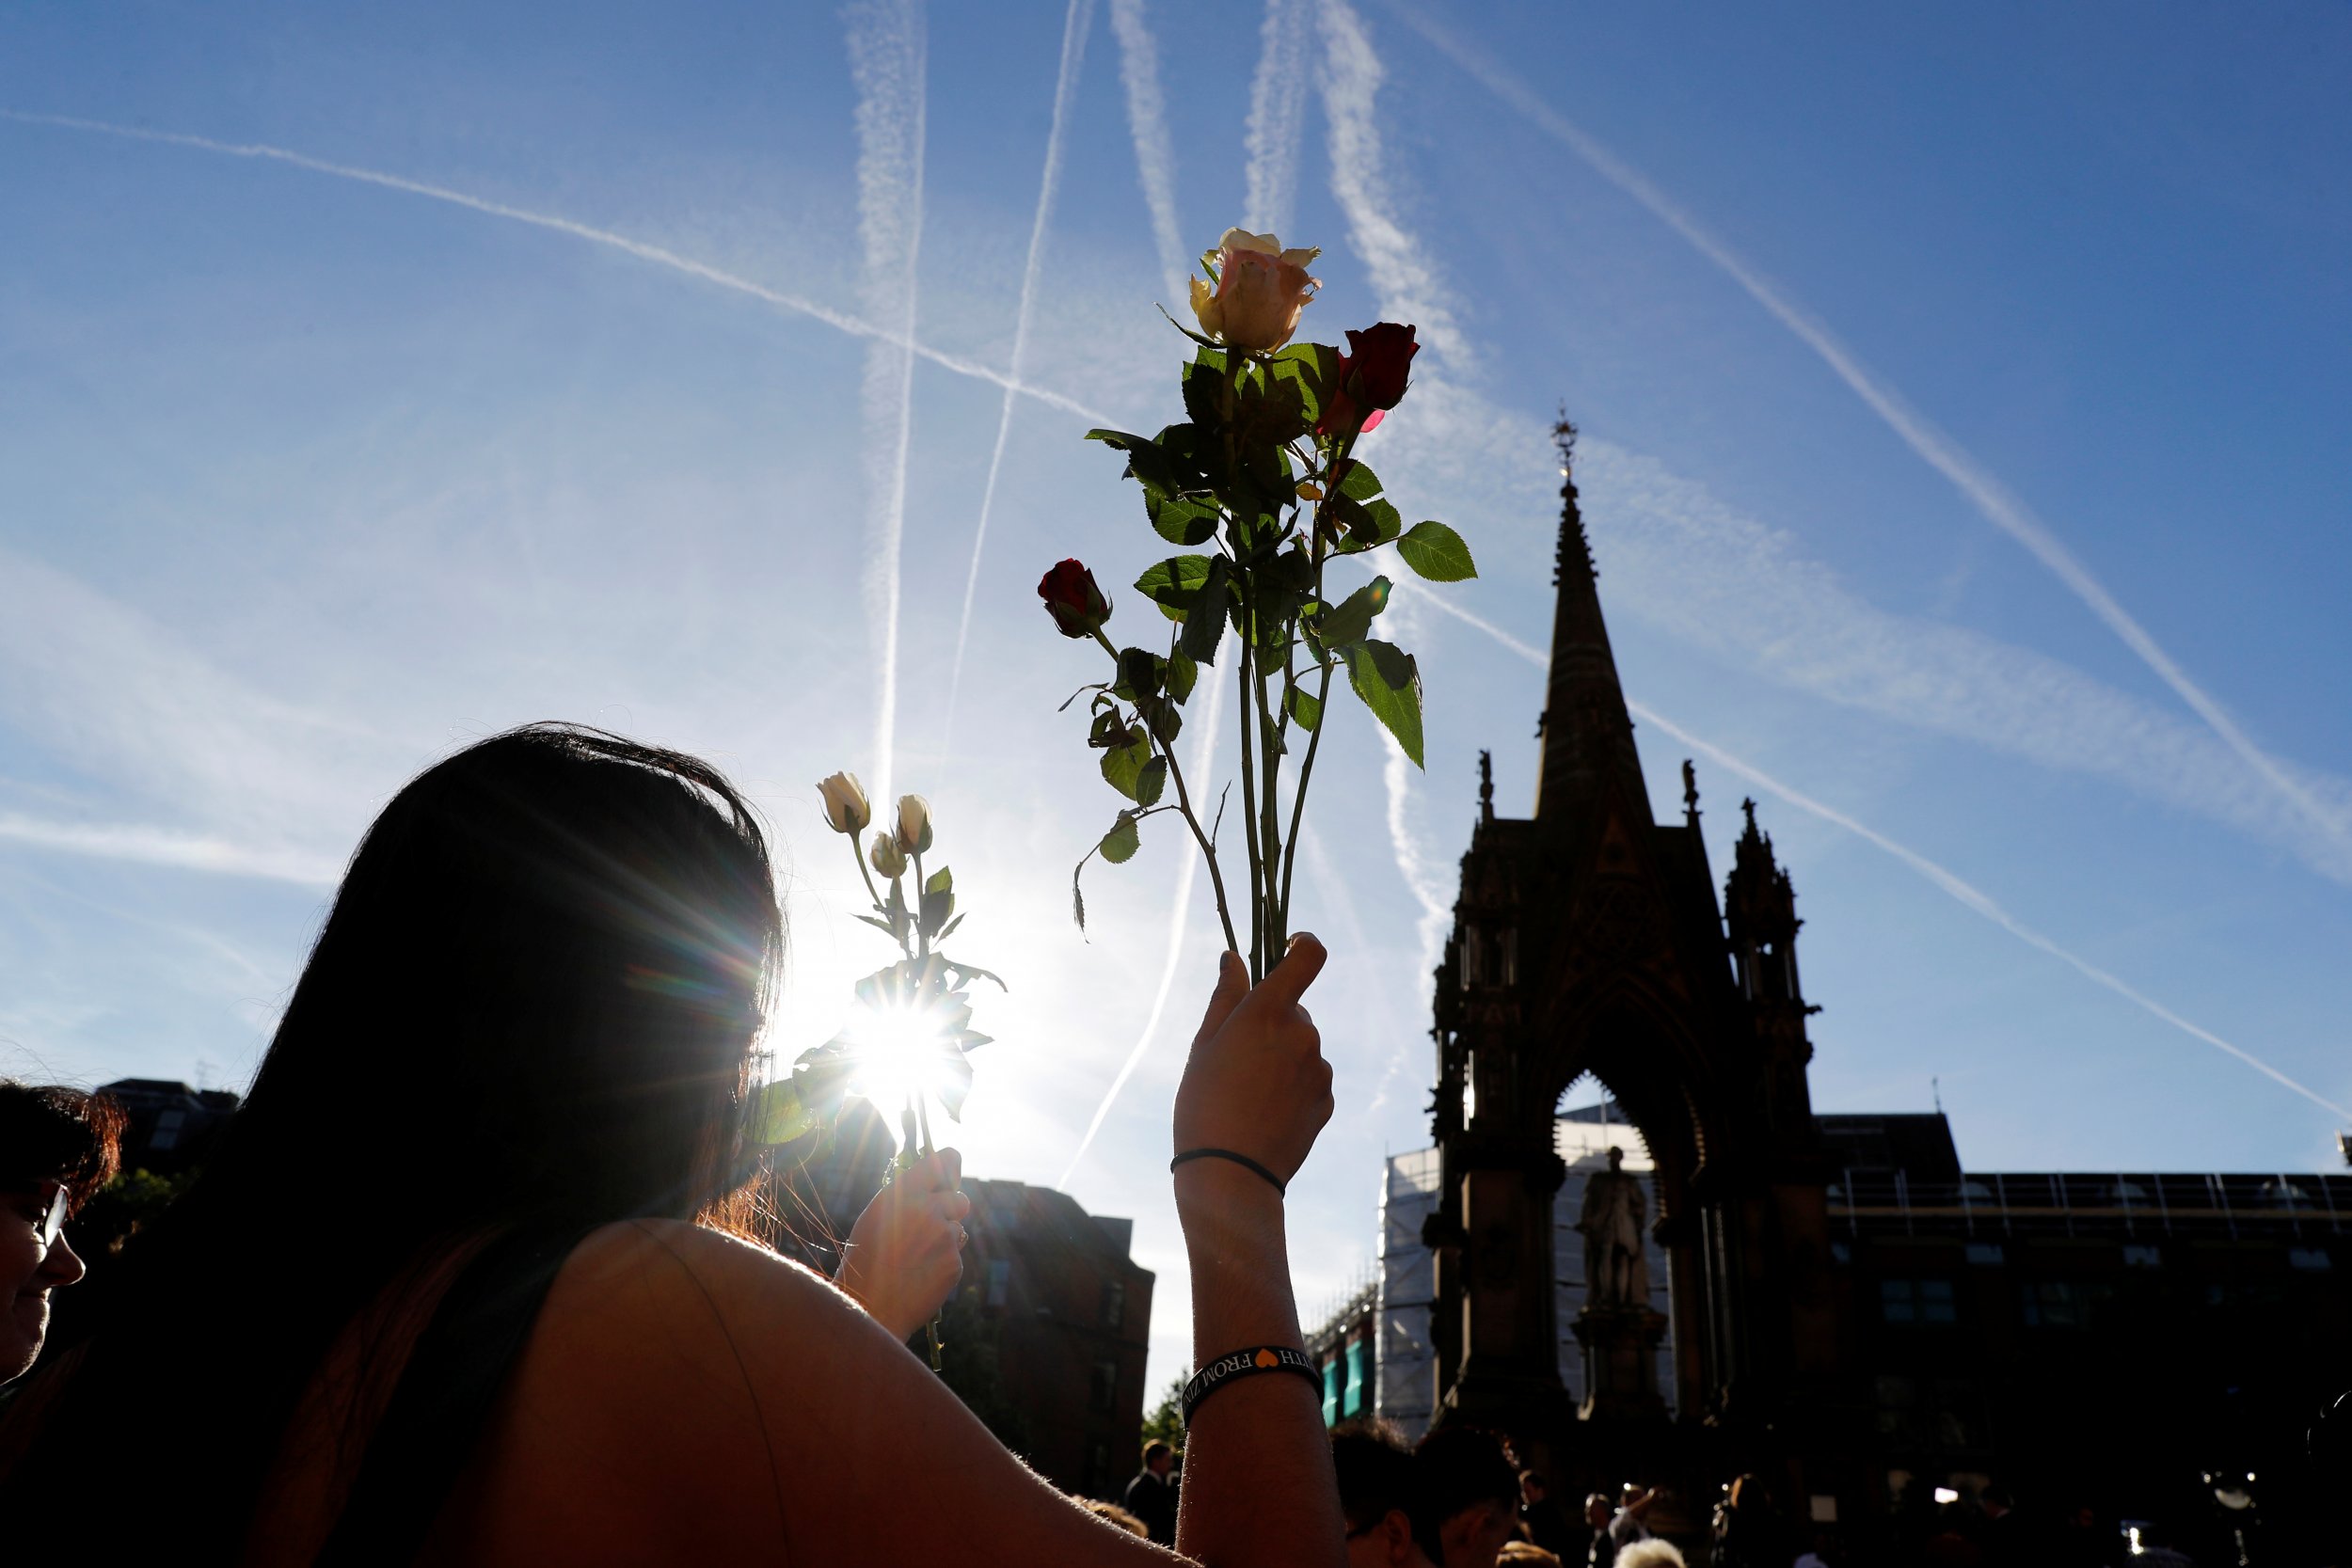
[895,793,933,856]
[868,831,909,880]
[817,771,869,834]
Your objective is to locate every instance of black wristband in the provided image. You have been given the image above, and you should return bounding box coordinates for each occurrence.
[1181,1345,1322,1422]
[1169,1147,1286,1196]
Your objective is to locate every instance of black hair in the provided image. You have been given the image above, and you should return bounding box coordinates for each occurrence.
[0,724,783,1558]
[1330,1418,1423,1537]
[1414,1424,1518,1558]
[0,1082,124,1210]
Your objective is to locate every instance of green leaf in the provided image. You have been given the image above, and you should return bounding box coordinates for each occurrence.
[1117,647,1165,701]
[1395,519,1478,581]
[1150,491,1220,546]
[923,865,953,895]
[1136,554,1216,621]
[1316,575,1392,648]
[1085,427,1152,450]
[1100,811,1142,865]
[1273,341,1341,422]
[1166,650,1198,704]
[1337,460,1384,501]
[1100,726,1152,800]
[748,1077,818,1146]
[854,913,898,935]
[935,913,965,942]
[1343,639,1424,768]
[1136,755,1168,808]
[920,886,955,938]
[1287,685,1324,732]
[1182,554,1231,665]
[1183,350,1230,429]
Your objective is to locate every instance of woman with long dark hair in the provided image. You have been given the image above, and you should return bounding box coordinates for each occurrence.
[0,724,1343,1565]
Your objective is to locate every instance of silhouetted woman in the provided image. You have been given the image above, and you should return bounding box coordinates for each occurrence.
[0,724,1343,1565]
[0,1081,121,1384]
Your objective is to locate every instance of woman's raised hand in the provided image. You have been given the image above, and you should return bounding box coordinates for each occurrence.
[835,1148,971,1342]
[1171,935,1334,1188]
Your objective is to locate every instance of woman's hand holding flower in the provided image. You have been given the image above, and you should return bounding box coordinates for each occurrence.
[837,1148,972,1344]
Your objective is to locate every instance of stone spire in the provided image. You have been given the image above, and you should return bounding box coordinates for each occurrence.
[1533,415,1653,830]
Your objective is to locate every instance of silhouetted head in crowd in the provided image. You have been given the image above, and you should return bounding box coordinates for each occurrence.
[0,1081,122,1382]
[1078,1498,1148,1536]
[1584,1494,1613,1528]
[0,724,784,1551]
[1617,1542,1686,1568]
[1415,1424,1521,1568]
[1143,1439,1174,1478]
[1331,1419,1437,1568]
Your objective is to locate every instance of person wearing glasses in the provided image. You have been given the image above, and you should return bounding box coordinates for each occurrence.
[0,725,1344,1565]
[1,1081,122,1386]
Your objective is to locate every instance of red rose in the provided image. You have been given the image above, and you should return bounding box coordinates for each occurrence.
[1039,559,1111,638]
[1344,323,1417,410]
[1315,323,1416,439]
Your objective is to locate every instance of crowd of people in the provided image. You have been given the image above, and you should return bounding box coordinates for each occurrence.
[1090,1421,1690,1568]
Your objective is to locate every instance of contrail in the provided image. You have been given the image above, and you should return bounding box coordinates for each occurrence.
[1245,0,1313,236]
[0,108,1104,427]
[1369,5,2350,858]
[944,0,1096,749]
[1057,675,1227,1187]
[0,814,341,887]
[1107,0,1190,304]
[1391,574,2352,1124]
[1315,0,1469,370]
[846,0,929,809]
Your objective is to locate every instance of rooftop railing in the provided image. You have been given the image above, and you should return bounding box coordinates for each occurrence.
[1826,1169,2352,1242]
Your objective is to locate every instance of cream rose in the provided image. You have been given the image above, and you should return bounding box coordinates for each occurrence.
[894,793,933,856]
[1190,228,1321,353]
[869,831,910,880]
[818,770,869,835]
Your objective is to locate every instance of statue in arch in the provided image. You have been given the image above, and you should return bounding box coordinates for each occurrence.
[1577,1145,1651,1308]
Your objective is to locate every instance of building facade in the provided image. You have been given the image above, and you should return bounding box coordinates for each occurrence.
[1307,420,2351,1560]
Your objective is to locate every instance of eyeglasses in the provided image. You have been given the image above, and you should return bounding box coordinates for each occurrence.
[20,1182,69,1250]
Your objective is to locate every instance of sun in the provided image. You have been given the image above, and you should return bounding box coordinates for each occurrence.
[842,996,962,1118]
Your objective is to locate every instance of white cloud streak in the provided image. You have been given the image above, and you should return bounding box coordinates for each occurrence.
[1107,0,1190,306]
[845,0,930,808]
[1245,0,1313,237]
[945,0,1096,748]
[1057,675,1228,1187]
[0,109,1105,427]
[1314,0,1469,371]
[1308,0,2344,1120]
[1391,574,2351,1125]
[0,815,341,886]
[1370,5,2351,859]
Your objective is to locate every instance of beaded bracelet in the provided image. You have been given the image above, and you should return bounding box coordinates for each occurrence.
[1169,1147,1286,1197]
[1180,1345,1322,1422]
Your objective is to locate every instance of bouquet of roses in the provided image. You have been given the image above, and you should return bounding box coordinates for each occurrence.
[754,773,998,1368]
[1043,228,1476,982]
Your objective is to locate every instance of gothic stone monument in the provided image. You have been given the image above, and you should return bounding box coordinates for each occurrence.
[1422,420,1839,1504]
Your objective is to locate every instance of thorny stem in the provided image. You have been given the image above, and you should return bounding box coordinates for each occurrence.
[1253,615,1283,963]
[1234,626,1263,982]
[1219,347,1270,983]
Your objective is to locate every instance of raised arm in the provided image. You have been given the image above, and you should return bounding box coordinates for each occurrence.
[1164,937,1346,1568]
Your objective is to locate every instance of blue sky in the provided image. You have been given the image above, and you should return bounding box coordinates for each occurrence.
[5,0,2349,1387]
